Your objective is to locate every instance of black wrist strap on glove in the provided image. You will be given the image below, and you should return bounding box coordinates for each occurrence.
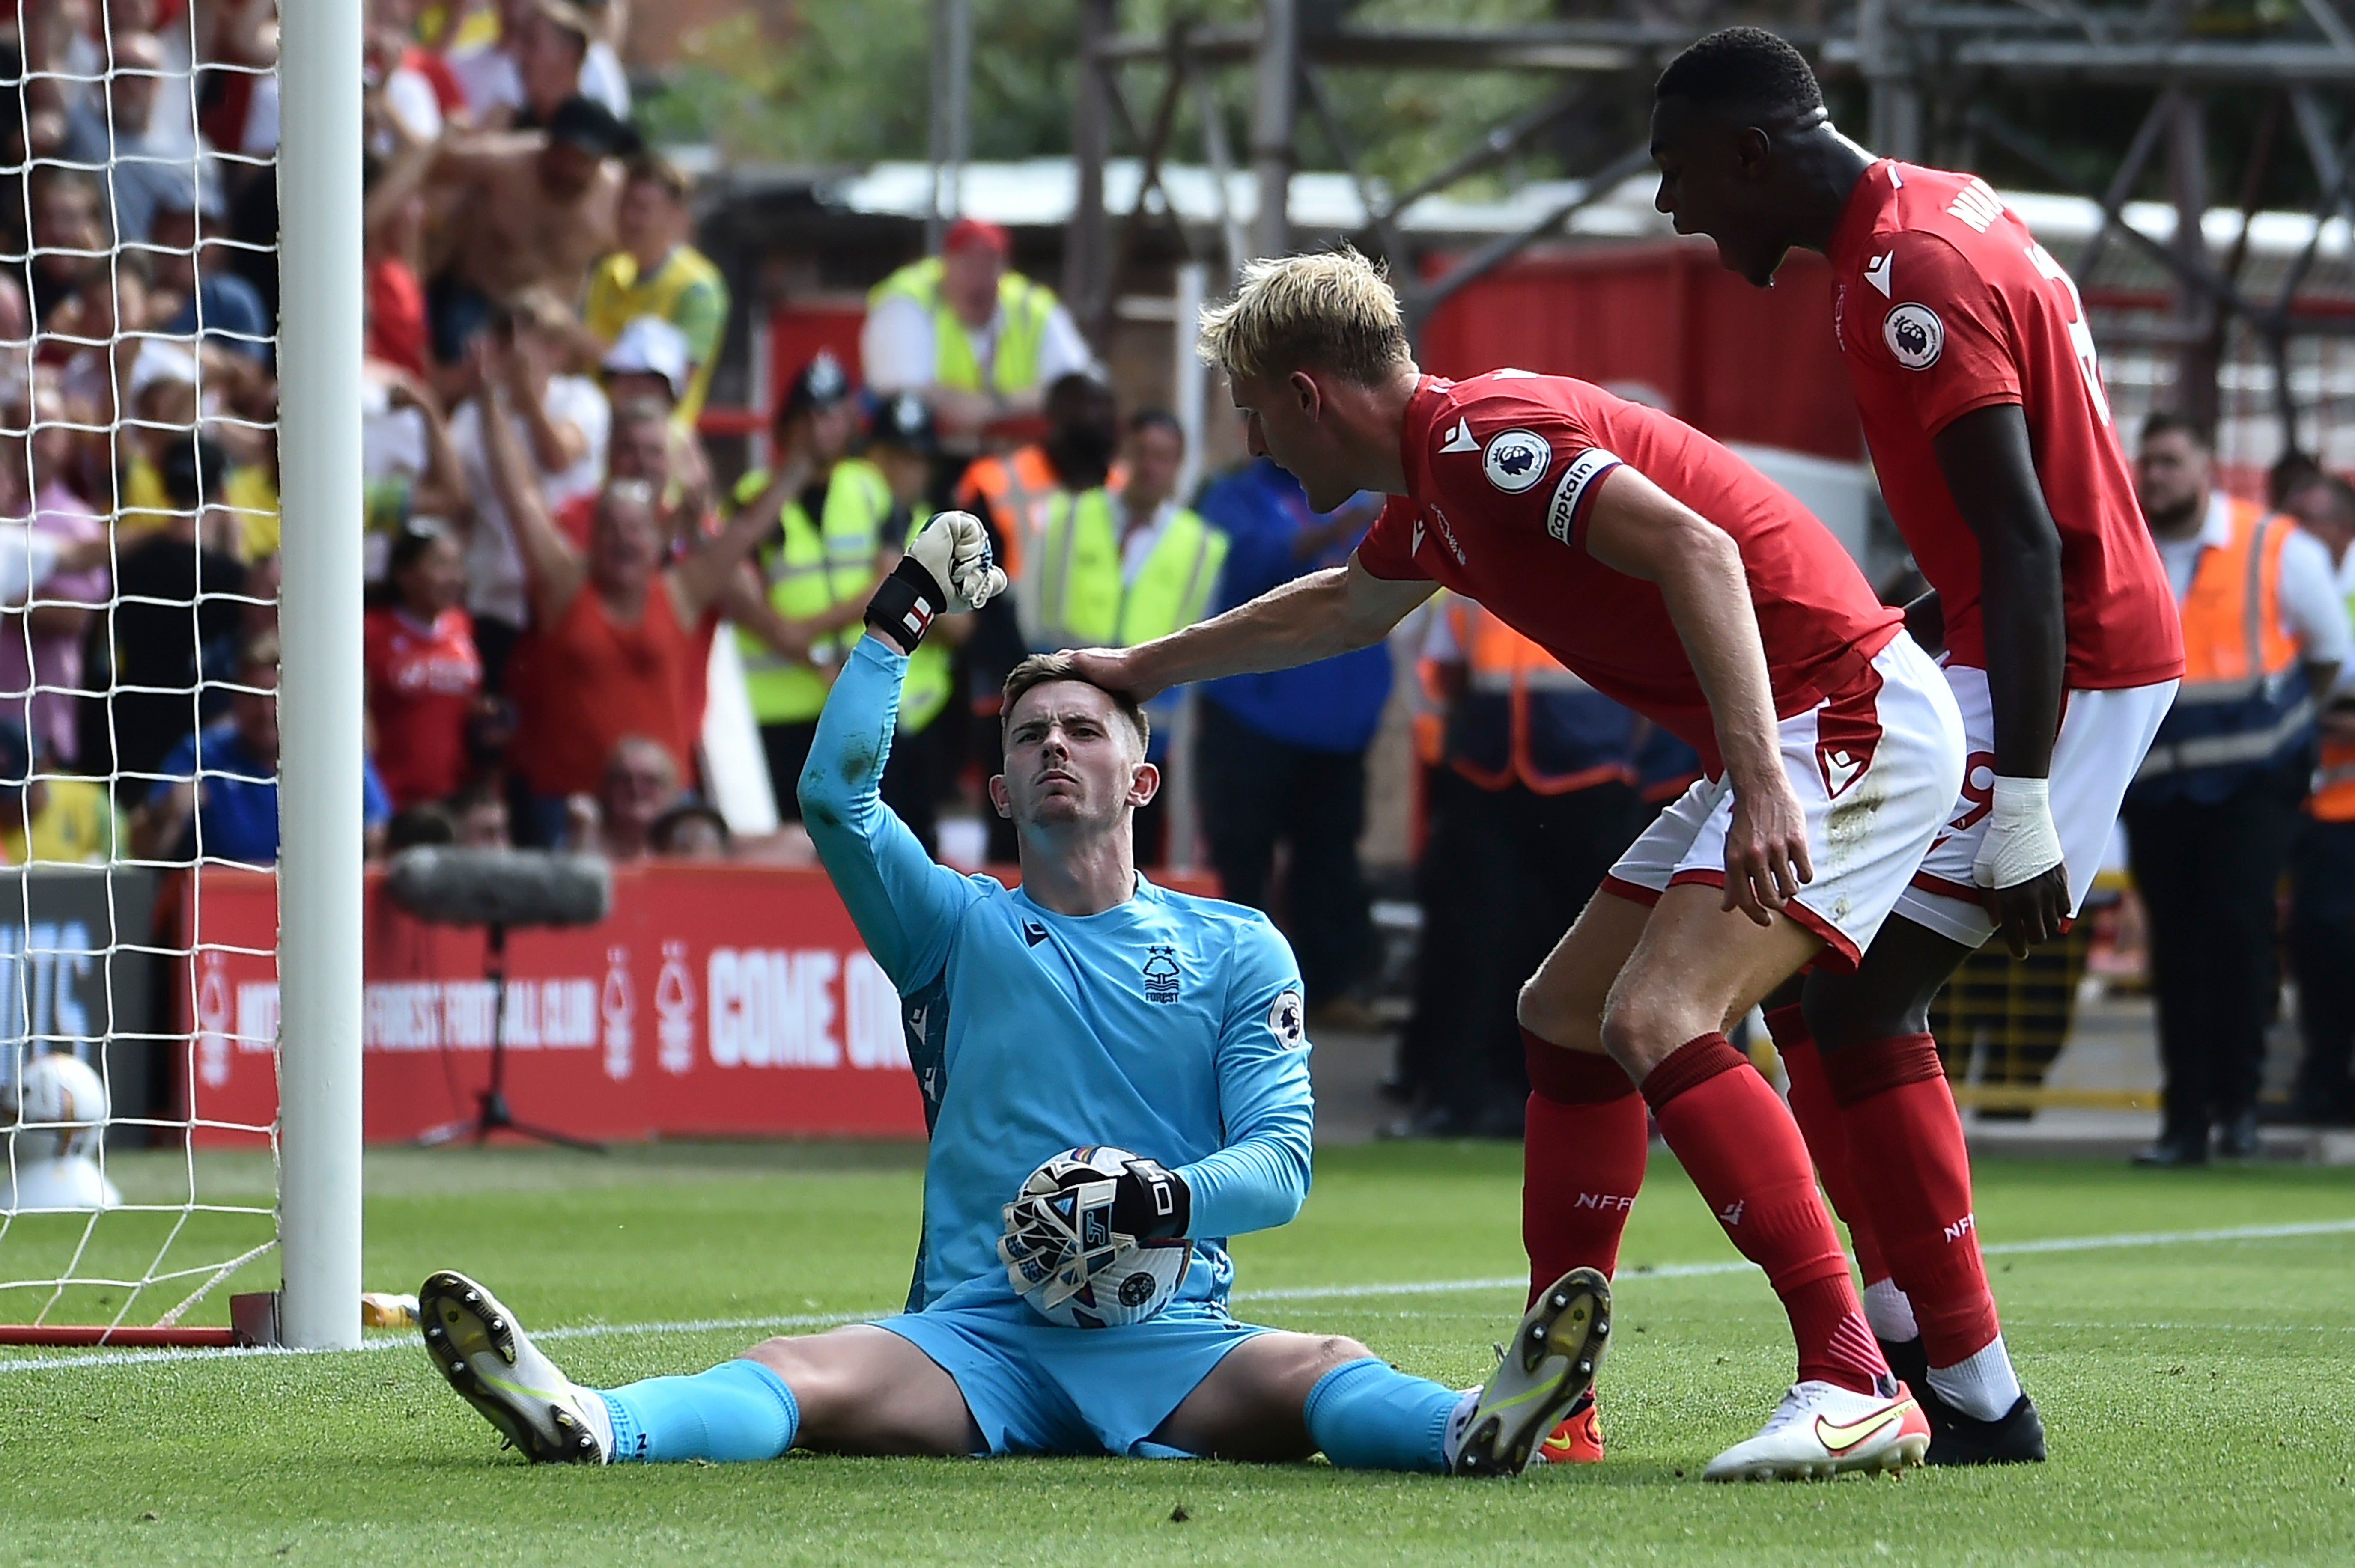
[864,556,948,649]
[1112,1157,1191,1240]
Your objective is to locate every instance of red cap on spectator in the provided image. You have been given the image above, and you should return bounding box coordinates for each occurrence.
[943,217,1011,256]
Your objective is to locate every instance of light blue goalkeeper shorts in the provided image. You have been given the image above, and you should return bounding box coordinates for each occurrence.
[874,1296,1274,1457]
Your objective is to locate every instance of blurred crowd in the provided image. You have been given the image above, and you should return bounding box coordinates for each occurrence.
[3,1,2350,1136]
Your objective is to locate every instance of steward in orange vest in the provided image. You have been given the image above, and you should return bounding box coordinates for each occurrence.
[2129,497,2318,804]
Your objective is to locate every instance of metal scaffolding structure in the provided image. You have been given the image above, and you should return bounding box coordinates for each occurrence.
[1051,1,2355,465]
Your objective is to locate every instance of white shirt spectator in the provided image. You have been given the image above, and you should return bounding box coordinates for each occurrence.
[2153,491,2354,669]
[64,26,198,155]
[450,375,610,627]
[449,37,631,123]
[860,289,1097,396]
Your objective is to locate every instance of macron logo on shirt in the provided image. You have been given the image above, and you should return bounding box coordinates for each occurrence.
[1438,417,1479,454]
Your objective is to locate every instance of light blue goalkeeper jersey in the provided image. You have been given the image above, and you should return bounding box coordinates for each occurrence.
[799,636,1317,1315]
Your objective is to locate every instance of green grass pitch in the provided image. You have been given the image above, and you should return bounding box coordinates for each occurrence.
[4,1142,2353,1565]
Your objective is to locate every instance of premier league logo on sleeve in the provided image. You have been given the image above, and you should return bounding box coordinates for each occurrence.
[1883,303,1944,370]
[1481,428,1553,493]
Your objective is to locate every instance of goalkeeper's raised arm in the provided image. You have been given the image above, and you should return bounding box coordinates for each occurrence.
[412,509,1610,1477]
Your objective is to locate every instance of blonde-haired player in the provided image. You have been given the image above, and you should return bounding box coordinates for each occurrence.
[1076,248,1960,1480]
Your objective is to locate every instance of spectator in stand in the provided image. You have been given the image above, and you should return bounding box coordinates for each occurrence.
[1392,597,1645,1138]
[366,521,484,812]
[444,780,513,848]
[954,370,1121,861]
[448,289,610,690]
[364,150,432,378]
[25,170,107,324]
[2125,413,2350,1166]
[2285,473,2355,1127]
[0,378,110,770]
[448,0,630,128]
[573,733,683,861]
[729,352,882,820]
[860,393,967,859]
[579,156,729,426]
[477,332,771,846]
[862,218,1097,448]
[130,632,393,864]
[650,799,732,859]
[148,196,272,363]
[366,0,448,152]
[82,434,249,788]
[588,320,719,551]
[60,28,221,247]
[362,358,467,576]
[419,94,629,365]
[1194,455,1390,1024]
[1020,409,1226,867]
[0,719,116,866]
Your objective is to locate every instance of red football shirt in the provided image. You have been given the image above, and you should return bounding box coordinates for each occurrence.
[365,606,484,810]
[1355,373,1902,774]
[1828,161,2182,688]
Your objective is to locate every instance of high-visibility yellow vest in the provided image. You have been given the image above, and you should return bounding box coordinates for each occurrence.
[1022,490,1228,651]
[867,259,1058,396]
[735,460,891,725]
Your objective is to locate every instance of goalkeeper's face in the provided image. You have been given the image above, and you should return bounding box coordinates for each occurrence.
[992,681,1156,838]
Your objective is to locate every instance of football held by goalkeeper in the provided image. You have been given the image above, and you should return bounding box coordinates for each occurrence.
[417,511,1608,1473]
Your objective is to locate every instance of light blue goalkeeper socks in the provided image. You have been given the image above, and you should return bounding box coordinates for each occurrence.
[599,1358,800,1463]
[1303,1356,1460,1473]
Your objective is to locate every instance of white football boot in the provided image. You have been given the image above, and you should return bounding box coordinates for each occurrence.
[1448,1266,1612,1476]
[418,1270,608,1463]
[1702,1378,1931,1482]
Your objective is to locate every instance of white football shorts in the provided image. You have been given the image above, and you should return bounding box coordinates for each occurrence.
[1601,633,1966,970]
[1892,665,2178,948]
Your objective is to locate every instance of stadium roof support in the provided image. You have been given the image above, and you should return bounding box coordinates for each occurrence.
[1058,0,2355,455]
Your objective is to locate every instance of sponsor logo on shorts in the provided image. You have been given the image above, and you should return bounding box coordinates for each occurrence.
[1884,303,1944,369]
[1821,748,1867,798]
[1482,428,1553,493]
[1544,449,1622,544]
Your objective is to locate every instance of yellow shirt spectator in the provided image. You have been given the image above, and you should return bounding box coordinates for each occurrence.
[583,155,730,426]
[2,776,119,866]
[121,453,280,560]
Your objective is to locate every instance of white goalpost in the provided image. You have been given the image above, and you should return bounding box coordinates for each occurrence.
[0,0,360,1351]
[274,0,364,1353]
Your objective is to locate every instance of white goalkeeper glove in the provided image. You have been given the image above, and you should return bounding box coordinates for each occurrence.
[1972,774,2066,891]
[865,509,1007,649]
[996,1156,1189,1309]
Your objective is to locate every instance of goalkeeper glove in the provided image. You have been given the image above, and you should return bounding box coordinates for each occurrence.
[1109,1156,1190,1241]
[864,509,1006,649]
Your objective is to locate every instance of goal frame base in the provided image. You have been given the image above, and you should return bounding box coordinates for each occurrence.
[0,1291,282,1348]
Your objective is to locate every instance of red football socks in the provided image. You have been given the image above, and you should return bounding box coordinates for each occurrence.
[1520,1027,1647,1305]
[1766,1004,1891,1288]
[1643,1033,1888,1395]
[1821,1033,2000,1367]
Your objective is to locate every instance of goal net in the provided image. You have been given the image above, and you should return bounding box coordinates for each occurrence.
[0,0,289,1347]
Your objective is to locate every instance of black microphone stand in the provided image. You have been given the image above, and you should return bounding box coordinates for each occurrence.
[417,922,606,1154]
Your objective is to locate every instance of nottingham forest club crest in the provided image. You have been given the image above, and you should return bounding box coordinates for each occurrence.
[1142,946,1181,1004]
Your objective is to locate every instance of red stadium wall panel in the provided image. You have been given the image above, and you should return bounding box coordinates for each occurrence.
[1417,241,1866,464]
[177,864,930,1144]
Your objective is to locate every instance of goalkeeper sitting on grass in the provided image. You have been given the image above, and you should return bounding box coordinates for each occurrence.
[418,512,1607,1474]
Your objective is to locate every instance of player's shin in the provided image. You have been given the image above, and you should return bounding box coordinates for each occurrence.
[1769,1005,1897,1295]
[1520,1028,1648,1303]
[597,1358,802,1463]
[1821,1034,2019,1419]
[1642,1034,1889,1395]
[1303,1357,1464,1474]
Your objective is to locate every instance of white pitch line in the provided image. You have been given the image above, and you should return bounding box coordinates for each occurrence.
[5,1215,2349,1375]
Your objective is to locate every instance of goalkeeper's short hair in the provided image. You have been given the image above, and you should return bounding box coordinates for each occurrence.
[1001,653,1150,756]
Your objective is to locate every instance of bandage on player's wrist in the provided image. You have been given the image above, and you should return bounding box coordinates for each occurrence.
[1978,774,2064,890]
